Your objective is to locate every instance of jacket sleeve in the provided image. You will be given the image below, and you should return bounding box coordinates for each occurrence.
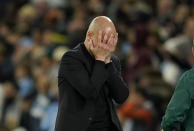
[106,57,129,104]
[161,71,193,131]
[58,53,108,100]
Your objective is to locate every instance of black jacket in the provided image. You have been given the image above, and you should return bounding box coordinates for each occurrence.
[55,43,129,131]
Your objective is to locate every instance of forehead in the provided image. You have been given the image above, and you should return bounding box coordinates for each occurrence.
[88,17,117,35]
[103,26,115,32]
[103,26,116,33]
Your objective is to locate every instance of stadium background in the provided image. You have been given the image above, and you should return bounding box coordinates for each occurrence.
[0,0,194,131]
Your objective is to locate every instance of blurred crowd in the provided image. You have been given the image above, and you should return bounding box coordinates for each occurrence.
[0,0,194,131]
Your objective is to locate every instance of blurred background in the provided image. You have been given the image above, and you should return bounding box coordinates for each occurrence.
[0,0,194,131]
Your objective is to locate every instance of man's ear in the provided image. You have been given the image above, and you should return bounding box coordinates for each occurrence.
[87,31,93,39]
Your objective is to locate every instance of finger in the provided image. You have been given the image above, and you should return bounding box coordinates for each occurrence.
[107,34,113,47]
[109,34,116,49]
[110,43,115,53]
[100,41,107,50]
[98,30,102,43]
[110,34,117,52]
[103,32,108,44]
[104,45,110,52]
[91,39,96,49]
[113,33,118,47]
[110,39,115,52]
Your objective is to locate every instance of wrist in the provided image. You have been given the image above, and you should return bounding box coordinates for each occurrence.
[95,56,105,62]
[105,57,111,64]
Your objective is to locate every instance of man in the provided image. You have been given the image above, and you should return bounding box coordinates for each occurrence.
[55,16,129,131]
[161,41,194,131]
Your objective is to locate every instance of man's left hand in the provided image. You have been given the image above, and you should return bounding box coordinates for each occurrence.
[105,33,118,64]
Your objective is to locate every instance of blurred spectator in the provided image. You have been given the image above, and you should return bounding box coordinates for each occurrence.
[30,76,51,131]
[15,63,35,98]
[40,83,58,131]
[157,0,175,26]
[0,81,21,130]
[119,89,154,131]
[19,95,34,131]
[40,101,58,131]
[0,48,14,83]
[164,17,194,61]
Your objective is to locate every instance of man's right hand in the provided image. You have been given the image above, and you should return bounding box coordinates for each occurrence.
[89,30,117,62]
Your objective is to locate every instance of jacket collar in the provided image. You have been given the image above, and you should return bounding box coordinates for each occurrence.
[80,43,94,61]
[74,43,94,73]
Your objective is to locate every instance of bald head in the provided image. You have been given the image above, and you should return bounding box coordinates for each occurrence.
[86,16,117,43]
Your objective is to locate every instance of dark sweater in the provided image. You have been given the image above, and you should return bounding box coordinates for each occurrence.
[55,43,129,131]
[80,44,112,128]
